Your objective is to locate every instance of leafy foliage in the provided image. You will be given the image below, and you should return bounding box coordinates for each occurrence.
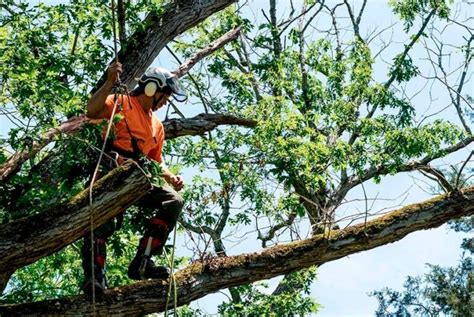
[0,245,82,303]
[218,267,320,316]
[390,0,452,31]
[0,123,104,222]
[0,0,472,314]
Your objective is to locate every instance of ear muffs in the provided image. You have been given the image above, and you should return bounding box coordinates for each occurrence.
[144,82,157,97]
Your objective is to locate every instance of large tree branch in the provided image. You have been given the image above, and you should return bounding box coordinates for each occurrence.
[0,26,244,183]
[163,113,256,138]
[1,186,473,316]
[333,136,474,205]
[0,161,150,274]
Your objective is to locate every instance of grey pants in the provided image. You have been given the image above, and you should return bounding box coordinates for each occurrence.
[86,184,183,239]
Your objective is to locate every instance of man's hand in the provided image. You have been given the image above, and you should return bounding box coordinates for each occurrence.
[86,61,123,118]
[169,175,184,191]
[107,61,122,83]
[161,162,184,191]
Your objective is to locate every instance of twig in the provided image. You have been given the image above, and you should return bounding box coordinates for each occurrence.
[455,151,474,188]
[173,27,242,78]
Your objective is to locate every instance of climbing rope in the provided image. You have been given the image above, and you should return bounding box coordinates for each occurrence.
[87,0,122,312]
[164,225,178,316]
[111,0,119,65]
[88,93,120,312]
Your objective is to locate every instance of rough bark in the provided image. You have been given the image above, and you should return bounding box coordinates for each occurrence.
[0,161,150,273]
[164,113,256,138]
[1,186,472,316]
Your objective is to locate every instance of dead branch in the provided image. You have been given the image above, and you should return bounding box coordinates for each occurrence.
[173,26,242,78]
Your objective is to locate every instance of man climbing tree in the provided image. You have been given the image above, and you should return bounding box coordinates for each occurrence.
[0,0,473,315]
[82,61,186,295]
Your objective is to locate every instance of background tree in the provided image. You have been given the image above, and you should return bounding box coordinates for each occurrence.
[0,0,472,315]
[371,216,473,317]
[371,169,473,317]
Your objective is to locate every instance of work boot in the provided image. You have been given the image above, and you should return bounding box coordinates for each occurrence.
[82,271,106,297]
[128,217,171,280]
[81,238,108,296]
[128,254,170,280]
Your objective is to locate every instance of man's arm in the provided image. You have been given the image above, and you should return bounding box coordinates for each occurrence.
[86,62,122,119]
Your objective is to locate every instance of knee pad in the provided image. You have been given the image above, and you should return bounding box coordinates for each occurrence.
[145,217,170,237]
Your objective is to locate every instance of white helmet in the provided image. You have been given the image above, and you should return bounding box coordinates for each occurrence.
[137,67,187,102]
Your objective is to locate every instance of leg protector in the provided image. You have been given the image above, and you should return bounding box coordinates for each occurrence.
[128,217,171,280]
[140,217,170,256]
[81,237,107,296]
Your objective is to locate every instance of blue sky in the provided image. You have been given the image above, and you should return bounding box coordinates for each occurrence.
[1,0,472,316]
[179,1,472,315]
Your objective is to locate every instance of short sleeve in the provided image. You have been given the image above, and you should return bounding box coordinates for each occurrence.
[147,147,163,163]
[96,95,121,119]
[104,95,117,118]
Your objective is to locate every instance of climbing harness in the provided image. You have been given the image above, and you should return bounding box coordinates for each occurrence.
[87,0,179,314]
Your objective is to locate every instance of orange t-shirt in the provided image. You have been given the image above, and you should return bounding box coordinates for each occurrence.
[100,94,164,163]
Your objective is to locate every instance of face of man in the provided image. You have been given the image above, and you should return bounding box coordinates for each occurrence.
[152,92,171,111]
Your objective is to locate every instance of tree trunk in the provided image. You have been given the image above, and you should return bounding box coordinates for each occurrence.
[1,187,472,316]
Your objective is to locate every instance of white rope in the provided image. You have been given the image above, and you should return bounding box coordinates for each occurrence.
[164,225,178,316]
[88,95,120,313]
